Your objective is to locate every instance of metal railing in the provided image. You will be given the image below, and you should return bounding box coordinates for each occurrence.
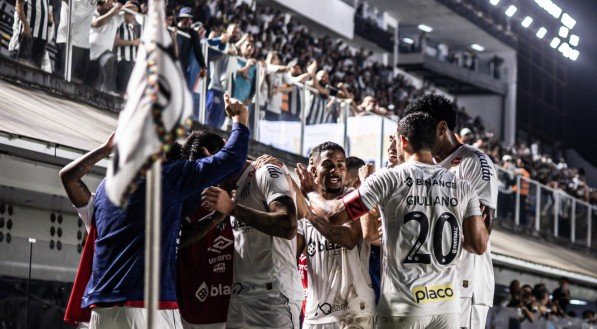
[496,166,595,248]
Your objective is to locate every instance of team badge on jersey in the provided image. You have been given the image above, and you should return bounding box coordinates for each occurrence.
[451,157,462,165]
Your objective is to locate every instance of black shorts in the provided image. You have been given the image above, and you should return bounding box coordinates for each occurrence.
[17,36,47,68]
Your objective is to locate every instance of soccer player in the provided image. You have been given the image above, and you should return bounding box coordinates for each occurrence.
[345,156,366,189]
[296,142,376,328]
[403,94,498,329]
[201,154,303,328]
[59,97,250,329]
[176,130,234,329]
[295,112,489,329]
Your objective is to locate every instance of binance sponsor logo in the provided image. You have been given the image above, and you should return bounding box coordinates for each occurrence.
[412,283,455,304]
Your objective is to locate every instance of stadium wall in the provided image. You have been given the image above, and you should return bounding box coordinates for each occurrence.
[271,0,355,39]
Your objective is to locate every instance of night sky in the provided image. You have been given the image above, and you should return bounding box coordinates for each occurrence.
[562,0,597,166]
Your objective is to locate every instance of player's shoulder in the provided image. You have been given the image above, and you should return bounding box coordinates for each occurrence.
[457,145,495,170]
[255,164,287,180]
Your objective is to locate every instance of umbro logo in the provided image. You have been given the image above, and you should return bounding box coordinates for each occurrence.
[208,236,233,254]
[405,177,413,187]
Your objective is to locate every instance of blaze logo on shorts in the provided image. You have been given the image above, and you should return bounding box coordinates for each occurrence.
[207,236,233,254]
[412,283,455,304]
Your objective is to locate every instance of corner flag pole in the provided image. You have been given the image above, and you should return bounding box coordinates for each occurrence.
[144,0,162,327]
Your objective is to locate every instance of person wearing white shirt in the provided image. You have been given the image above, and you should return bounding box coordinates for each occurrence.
[85,0,122,92]
[55,0,97,81]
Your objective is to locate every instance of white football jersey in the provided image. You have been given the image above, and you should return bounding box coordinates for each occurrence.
[229,164,303,303]
[358,162,481,317]
[298,192,376,324]
[439,144,498,306]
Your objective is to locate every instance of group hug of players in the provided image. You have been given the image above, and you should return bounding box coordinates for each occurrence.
[61,93,497,329]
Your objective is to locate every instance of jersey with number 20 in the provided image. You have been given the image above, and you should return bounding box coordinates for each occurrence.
[356,162,481,317]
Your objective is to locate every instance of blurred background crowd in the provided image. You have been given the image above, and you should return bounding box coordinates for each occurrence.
[7,0,595,204]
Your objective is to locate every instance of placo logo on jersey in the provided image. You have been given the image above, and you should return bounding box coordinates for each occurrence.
[451,157,462,165]
[195,282,231,302]
[208,236,233,254]
[412,283,455,304]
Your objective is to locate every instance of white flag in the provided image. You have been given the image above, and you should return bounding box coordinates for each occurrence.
[106,2,192,206]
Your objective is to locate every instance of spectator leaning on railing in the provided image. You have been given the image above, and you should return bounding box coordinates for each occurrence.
[114,1,140,95]
[86,0,123,93]
[9,0,51,68]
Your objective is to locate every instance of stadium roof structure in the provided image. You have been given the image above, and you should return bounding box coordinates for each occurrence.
[370,0,516,52]
[492,228,597,286]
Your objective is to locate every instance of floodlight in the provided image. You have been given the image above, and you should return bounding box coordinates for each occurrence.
[568,50,579,61]
[505,5,517,17]
[403,38,414,44]
[550,37,560,49]
[559,26,569,38]
[536,27,547,39]
[471,44,485,51]
[561,13,576,29]
[569,35,579,47]
[521,17,533,28]
[418,24,433,33]
[489,0,500,5]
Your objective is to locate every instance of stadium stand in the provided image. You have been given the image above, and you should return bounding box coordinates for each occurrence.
[0,0,596,328]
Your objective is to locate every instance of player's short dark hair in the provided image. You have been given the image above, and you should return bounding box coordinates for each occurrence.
[397,112,437,152]
[346,156,365,172]
[403,94,457,131]
[310,142,345,162]
[181,130,225,161]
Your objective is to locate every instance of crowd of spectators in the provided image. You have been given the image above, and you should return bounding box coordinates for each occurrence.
[501,278,595,328]
[6,0,594,203]
[453,107,596,210]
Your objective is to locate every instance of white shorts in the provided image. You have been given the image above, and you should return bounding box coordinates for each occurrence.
[376,313,459,329]
[459,297,489,329]
[180,317,225,329]
[303,315,374,329]
[226,294,301,329]
[89,307,182,329]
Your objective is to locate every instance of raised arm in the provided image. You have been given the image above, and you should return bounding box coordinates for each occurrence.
[231,196,297,240]
[177,96,250,197]
[181,187,232,249]
[305,210,362,249]
[59,133,114,207]
[91,3,122,28]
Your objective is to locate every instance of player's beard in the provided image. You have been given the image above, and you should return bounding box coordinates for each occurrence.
[322,184,344,195]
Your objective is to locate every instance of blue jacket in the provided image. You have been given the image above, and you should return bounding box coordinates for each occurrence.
[82,123,249,307]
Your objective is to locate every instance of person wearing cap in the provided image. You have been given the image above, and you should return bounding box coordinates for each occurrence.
[176,7,206,86]
[460,127,474,145]
[114,1,141,94]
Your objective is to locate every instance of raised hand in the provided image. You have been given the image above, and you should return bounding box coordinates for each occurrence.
[201,186,234,215]
[295,163,317,195]
[254,154,284,170]
[358,163,375,184]
[224,94,248,126]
